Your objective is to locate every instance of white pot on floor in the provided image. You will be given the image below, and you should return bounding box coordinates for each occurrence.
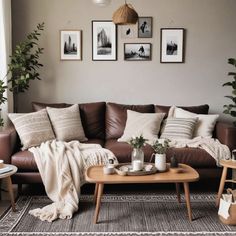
[154,153,166,172]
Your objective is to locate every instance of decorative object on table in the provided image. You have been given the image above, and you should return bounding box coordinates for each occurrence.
[232,149,236,161]
[222,58,236,126]
[92,21,117,61]
[128,135,148,171]
[6,23,44,113]
[121,24,137,39]
[138,17,152,38]
[112,0,139,25]
[151,139,170,172]
[103,156,117,175]
[160,28,185,63]
[60,30,82,61]
[0,159,4,168]
[124,43,152,61]
[92,0,111,7]
[0,80,7,127]
[218,188,236,225]
[169,155,183,173]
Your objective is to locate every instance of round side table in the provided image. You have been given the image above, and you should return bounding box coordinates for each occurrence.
[0,164,17,211]
[216,159,236,207]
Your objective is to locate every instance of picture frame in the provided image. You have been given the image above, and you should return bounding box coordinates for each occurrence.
[60,30,82,61]
[124,43,152,61]
[138,17,153,38]
[160,28,185,63]
[92,20,117,61]
[121,24,137,39]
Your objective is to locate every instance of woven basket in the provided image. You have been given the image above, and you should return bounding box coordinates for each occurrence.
[112,3,138,25]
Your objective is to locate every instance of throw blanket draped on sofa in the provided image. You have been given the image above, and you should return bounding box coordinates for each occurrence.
[28,140,117,222]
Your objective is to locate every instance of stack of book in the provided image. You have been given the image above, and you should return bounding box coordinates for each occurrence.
[0,166,13,175]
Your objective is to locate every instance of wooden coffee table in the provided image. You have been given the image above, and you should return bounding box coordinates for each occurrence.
[85,163,199,224]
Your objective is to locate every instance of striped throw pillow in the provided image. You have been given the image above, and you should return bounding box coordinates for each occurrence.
[160,117,198,140]
[8,109,55,150]
[46,104,87,142]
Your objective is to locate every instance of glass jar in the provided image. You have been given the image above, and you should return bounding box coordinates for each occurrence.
[131,148,144,171]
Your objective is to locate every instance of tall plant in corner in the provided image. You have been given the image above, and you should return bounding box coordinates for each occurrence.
[6,22,45,112]
[223,58,236,126]
[0,80,7,127]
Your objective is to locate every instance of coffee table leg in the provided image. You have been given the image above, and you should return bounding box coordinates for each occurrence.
[183,182,192,221]
[6,176,16,211]
[175,183,181,203]
[216,166,228,207]
[93,183,104,224]
[93,183,98,204]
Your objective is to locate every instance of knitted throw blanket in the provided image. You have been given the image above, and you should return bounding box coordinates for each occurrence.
[28,140,117,222]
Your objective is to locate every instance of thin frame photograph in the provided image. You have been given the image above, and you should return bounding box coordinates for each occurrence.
[92,20,117,61]
[60,30,82,61]
[124,43,152,61]
[121,24,137,39]
[138,17,153,38]
[160,28,185,63]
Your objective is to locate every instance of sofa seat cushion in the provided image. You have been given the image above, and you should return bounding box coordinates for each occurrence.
[166,147,217,168]
[105,139,154,163]
[12,139,105,172]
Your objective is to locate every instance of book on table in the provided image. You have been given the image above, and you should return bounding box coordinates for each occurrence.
[0,166,13,175]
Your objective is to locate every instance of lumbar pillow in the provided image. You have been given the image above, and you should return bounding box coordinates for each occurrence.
[46,104,87,142]
[118,110,165,142]
[168,106,219,138]
[8,109,55,150]
[160,117,198,140]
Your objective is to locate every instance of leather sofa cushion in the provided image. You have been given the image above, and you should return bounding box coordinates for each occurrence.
[106,103,155,139]
[32,102,106,139]
[12,139,105,171]
[155,104,209,117]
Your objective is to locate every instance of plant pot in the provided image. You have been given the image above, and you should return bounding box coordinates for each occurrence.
[154,153,166,172]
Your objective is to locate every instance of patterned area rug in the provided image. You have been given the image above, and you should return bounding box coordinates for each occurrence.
[0,193,236,236]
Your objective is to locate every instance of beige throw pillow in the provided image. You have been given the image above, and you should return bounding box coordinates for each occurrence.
[8,109,55,150]
[118,110,165,142]
[168,106,219,137]
[46,104,87,142]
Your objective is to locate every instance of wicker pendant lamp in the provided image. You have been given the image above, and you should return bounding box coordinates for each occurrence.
[112,0,139,25]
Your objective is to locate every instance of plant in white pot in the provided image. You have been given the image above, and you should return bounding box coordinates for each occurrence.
[151,139,170,172]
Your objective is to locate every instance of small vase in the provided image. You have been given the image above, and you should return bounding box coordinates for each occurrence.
[131,148,144,171]
[155,153,166,172]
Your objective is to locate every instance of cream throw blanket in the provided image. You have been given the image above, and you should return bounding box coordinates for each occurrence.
[28,140,117,222]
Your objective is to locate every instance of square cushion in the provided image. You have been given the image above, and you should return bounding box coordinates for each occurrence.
[118,110,165,142]
[8,109,55,150]
[47,104,87,142]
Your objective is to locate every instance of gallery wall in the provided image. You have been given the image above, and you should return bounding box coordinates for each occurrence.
[12,0,236,120]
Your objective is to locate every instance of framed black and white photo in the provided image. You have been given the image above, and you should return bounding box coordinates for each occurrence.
[92,21,117,61]
[138,17,152,38]
[60,30,82,60]
[124,43,152,61]
[121,24,137,39]
[160,28,185,63]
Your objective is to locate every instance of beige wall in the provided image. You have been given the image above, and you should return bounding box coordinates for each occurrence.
[12,0,236,120]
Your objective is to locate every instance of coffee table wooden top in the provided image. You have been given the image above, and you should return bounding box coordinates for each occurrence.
[85,163,199,184]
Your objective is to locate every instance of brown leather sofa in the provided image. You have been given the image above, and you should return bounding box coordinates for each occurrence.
[0,102,236,188]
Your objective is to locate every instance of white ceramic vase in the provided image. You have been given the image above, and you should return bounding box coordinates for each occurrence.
[155,153,166,172]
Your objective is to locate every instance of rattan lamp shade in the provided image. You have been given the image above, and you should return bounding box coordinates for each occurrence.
[112,3,139,25]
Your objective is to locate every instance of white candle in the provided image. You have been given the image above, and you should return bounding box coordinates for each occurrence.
[132,160,143,171]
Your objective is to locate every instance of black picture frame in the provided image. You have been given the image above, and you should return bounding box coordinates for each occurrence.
[124,43,152,61]
[138,17,153,38]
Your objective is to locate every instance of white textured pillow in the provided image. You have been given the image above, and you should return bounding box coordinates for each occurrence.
[161,117,198,140]
[8,109,55,150]
[118,110,165,142]
[46,104,87,142]
[169,106,219,138]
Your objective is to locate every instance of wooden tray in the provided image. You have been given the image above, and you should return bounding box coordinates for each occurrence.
[115,163,157,176]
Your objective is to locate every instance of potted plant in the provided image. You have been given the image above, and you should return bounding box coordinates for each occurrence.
[128,135,148,171]
[223,58,236,126]
[0,80,7,128]
[151,139,170,172]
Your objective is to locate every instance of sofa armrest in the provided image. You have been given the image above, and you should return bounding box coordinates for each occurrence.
[0,126,18,164]
[215,122,236,151]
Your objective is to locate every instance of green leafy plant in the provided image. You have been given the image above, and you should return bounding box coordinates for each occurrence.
[6,22,45,112]
[223,58,236,126]
[0,80,7,127]
[151,139,170,154]
[128,135,148,149]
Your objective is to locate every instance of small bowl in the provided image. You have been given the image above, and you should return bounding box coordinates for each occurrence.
[103,166,115,175]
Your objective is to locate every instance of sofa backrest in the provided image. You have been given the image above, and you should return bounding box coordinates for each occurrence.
[32,101,106,139]
[105,102,155,139]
